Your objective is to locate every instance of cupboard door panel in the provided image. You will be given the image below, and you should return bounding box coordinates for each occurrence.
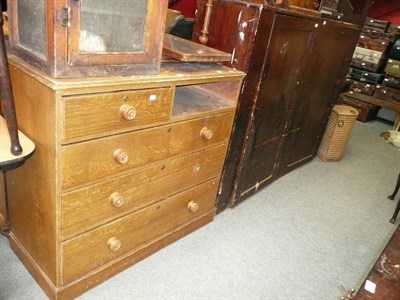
[234,136,281,201]
[253,15,318,141]
[279,124,322,176]
[233,15,318,203]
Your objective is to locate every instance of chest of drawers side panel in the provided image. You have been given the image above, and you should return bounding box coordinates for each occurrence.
[7,64,60,286]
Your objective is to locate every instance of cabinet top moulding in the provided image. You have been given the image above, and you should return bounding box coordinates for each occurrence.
[8,55,245,94]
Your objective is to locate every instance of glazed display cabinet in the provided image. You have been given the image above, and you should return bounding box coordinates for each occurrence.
[7,0,167,77]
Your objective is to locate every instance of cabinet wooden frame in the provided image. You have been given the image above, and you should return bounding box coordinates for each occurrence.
[7,0,167,78]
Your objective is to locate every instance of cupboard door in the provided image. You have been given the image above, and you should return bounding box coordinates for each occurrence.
[305,21,360,126]
[280,21,360,175]
[233,14,319,202]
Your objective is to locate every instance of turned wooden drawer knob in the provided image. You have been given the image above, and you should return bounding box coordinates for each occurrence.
[187,201,199,212]
[109,192,125,208]
[113,149,128,164]
[193,163,201,173]
[107,237,121,251]
[119,104,136,120]
[200,127,213,140]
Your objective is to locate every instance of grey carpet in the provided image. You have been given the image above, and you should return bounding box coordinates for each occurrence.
[0,119,399,300]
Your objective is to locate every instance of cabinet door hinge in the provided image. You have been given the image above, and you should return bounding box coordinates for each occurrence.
[62,6,71,27]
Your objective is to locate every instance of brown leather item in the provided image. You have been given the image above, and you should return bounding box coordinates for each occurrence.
[357,34,390,52]
[374,84,400,104]
[348,79,376,96]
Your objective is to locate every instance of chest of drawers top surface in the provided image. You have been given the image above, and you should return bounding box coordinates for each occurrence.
[9,55,244,93]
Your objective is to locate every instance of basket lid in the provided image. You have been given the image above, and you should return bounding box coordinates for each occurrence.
[332,105,359,116]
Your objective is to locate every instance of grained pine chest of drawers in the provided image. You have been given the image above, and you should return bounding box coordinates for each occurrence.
[6,56,244,299]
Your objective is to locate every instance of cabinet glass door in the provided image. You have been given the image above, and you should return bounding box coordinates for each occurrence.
[15,0,46,59]
[78,0,147,53]
[68,0,159,66]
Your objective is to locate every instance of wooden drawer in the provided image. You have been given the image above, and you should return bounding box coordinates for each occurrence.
[61,112,234,189]
[61,144,227,238]
[62,87,173,141]
[61,179,218,284]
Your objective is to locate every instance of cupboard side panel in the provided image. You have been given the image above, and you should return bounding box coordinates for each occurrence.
[211,8,276,212]
[193,0,261,71]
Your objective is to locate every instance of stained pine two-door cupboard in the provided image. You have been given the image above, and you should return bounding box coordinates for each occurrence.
[193,0,366,212]
[5,56,244,299]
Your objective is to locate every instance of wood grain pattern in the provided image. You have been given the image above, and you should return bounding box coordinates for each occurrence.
[354,224,400,299]
[173,85,236,116]
[61,144,227,238]
[7,64,59,285]
[57,212,214,300]
[8,55,244,95]
[63,87,173,140]
[61,112,234,189]
[0,171,5,226]
[62,179,218,283]
[6,58,242,298]
[163,34,232,62]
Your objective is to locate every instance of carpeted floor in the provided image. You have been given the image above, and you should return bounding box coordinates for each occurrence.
[0,119,399,300]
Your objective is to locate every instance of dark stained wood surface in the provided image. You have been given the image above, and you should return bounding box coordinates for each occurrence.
[193,0,362,212]
[354,224,400,299]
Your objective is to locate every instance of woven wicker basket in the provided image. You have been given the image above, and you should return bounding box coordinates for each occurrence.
[317,104,359,162]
